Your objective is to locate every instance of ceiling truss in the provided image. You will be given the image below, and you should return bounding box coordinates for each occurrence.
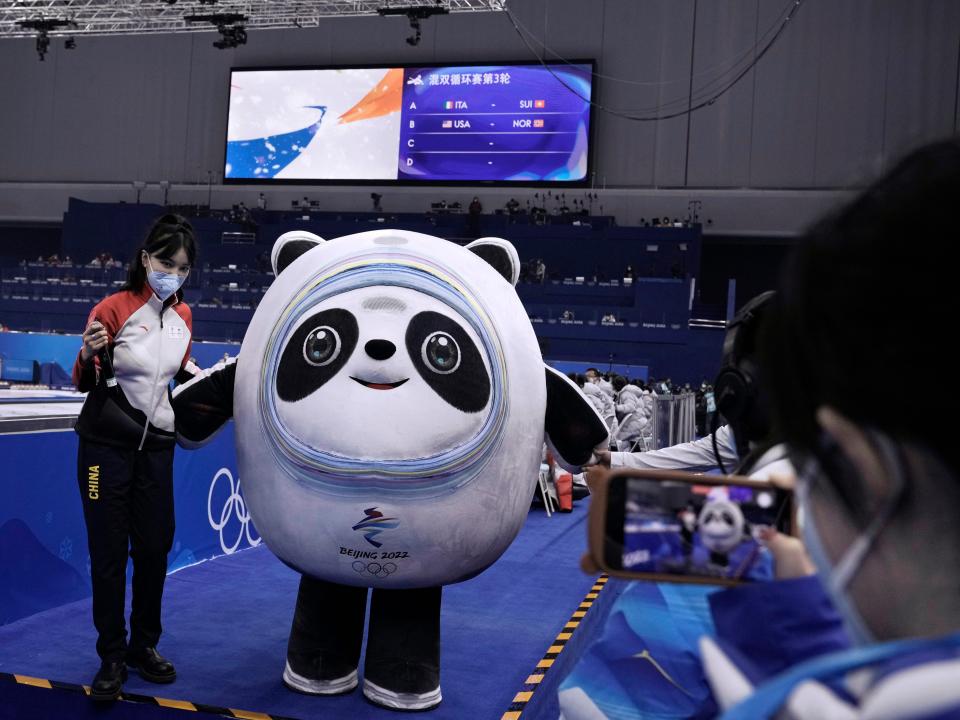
[0,1,504,39]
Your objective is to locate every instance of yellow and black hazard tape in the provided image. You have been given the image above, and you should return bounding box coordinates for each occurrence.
[500,574,609,720]
[0,671,300,720]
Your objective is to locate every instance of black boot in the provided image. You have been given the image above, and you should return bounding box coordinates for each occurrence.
[363,587,442,711]
[90,660,127,702]
[283,577,367,695]
[126,647,176,683]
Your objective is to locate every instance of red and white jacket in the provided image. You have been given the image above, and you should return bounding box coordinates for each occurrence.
[72,285,195,450]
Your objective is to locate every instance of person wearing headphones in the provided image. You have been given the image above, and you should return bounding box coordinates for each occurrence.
[590,291,791,480]
[72,215,198,702]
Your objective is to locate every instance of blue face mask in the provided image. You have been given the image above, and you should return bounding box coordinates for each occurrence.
[796,432,906,646]
[146,256,187,301]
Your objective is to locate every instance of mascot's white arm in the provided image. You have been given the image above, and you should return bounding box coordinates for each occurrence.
[544,365,609,473]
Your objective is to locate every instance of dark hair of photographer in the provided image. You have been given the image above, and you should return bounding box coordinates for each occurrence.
[762,139,956,482]
[756,140,960,646]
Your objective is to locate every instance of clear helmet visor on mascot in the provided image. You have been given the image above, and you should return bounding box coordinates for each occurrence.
[172,230,608,589]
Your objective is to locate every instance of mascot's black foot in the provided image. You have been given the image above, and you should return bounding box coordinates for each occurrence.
[363,661,441,711]
[282,653,359,695]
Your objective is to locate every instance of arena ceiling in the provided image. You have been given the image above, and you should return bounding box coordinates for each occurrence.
[0,0,504,38]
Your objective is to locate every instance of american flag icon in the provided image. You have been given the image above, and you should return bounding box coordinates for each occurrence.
[442,120,452,128]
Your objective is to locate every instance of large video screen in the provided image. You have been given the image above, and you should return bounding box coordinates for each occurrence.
[224,62,593,184]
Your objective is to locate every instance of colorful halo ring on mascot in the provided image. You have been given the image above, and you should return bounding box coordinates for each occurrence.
[258,247,508,499]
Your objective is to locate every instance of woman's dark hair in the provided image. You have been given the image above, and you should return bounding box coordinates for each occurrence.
[761,138,958,476]
[124,213,198,298]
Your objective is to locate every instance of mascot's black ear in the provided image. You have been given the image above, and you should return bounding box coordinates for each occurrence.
[466,237,520,286]
[272,231,326,276]
[544,365,609,471]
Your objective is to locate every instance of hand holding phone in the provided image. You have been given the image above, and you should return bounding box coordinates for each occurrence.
[585,469,797,586]
[81,320,108,362]
[84,318,118,392]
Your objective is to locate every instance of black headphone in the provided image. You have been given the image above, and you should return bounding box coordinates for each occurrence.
[711,291,776,469]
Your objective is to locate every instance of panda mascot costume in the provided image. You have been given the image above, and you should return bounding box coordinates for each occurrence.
[172,229,608,710]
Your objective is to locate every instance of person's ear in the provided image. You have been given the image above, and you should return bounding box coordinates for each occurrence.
[815,406,889,502]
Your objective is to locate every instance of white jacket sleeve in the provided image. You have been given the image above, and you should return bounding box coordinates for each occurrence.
[615,391,639,419]
[609,424,738,472]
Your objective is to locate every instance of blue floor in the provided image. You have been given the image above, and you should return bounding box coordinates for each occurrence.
[0,502,602,720]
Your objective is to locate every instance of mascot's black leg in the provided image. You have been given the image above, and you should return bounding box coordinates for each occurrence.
[363,586,443,711]
[283,576,367,695]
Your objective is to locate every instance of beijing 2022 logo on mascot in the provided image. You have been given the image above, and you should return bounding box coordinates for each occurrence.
[172,229,608,710]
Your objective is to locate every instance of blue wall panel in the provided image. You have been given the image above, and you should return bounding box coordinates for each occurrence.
[0,332,239,385]
[0,425,247,625]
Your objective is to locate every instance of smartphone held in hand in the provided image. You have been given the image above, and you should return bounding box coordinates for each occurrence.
[586,469,795,586]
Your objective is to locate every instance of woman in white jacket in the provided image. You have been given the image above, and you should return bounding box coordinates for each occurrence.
[612,379,649,450]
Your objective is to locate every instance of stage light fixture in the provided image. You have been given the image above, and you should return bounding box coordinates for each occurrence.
[406,17,422,45]
[377,3,448,46]
[183,12,248,49]
[35,30,49,60]
[16,16,77,61]
[212,23,247,49]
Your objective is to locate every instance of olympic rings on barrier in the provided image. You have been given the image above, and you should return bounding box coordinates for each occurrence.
[351,560,398,578]
[208,468,262,555]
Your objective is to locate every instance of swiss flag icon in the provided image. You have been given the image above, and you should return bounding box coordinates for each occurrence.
[534,99,546,108]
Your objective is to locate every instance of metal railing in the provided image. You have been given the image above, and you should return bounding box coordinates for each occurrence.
[647,392,697,450]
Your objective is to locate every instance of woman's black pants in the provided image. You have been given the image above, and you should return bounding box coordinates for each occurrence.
[77,439,175,662]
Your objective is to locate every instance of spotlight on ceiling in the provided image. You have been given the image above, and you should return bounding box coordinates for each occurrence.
[16,17,77,61]
[212,24,246,49]
[377,3,448,47]
[35,30,50,60]
[183,12,248,49]
[406,17,422,45]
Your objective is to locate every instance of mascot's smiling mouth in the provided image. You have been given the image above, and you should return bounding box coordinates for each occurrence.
[350,377,409,391]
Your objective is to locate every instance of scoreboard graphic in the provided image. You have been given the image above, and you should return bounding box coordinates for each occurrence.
[225,62,593,184]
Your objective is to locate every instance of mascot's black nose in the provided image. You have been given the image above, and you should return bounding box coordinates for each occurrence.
[365,339,396,360]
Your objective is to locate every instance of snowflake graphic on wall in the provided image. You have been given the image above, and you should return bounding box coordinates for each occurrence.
[59,537,73,561]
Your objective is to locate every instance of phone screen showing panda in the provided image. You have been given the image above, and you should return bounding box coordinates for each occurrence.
[609,477,792,582]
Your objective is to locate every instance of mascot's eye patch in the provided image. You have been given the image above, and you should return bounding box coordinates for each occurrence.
[405,311,490,413]
[278,308,358,402]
